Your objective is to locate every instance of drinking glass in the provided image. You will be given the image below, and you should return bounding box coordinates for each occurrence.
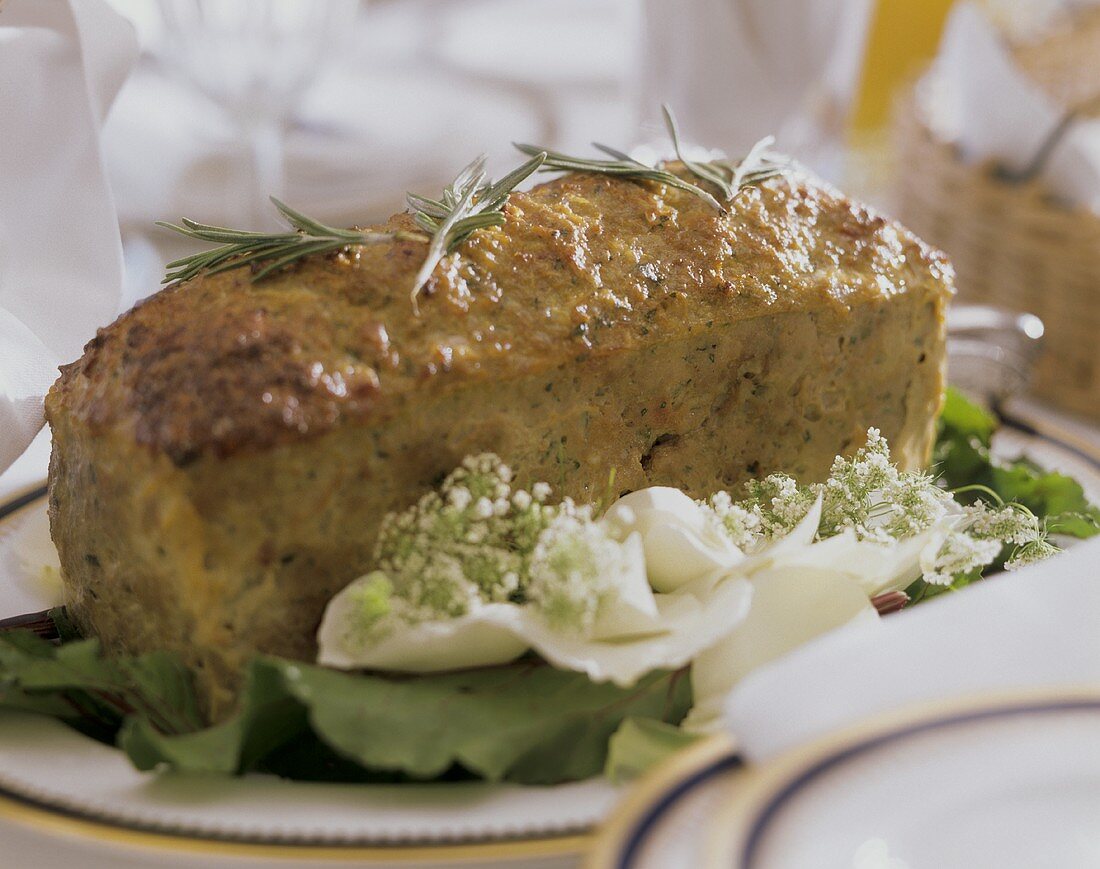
[156,0,360,227]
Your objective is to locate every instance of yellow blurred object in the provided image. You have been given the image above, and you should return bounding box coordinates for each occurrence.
[852,0,955,135]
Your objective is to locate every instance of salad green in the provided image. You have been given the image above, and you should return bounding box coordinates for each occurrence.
[907,388,1100,602]
[1,631,689,784]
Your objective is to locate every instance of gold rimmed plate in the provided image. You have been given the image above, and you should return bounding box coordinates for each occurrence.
[707,687,1100,868]
[588,688,1100,869]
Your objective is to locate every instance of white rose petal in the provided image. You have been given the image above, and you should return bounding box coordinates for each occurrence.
[589,533,662,640]
[603,487,743,592]
[516,574,754,687]
[683,563,878,733]
[766,527,926,598]
[317,589,528,672]
[747,501,969,598]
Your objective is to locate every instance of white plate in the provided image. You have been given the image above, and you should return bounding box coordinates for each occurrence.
[587,690,1100,869]
[712,689,1100,869]
[0,708,614,846]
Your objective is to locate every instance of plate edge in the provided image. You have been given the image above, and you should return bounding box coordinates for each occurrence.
[707,684,1100,867]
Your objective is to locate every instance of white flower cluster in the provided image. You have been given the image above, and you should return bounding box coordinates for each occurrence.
[356,454,635,638]
[370,454,554,622]
[707,429,952,548]
[927,500,1057,583]
[700,429,1058,588]
[318,432,1064,706]
[526,509,626,634]
[704,492,761,550]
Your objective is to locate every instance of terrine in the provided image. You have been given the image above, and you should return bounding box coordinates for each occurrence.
[45,164,953,717]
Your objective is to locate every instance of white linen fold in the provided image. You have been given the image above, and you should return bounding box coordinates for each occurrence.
[725,537,1100,762]
[0,0,136,473]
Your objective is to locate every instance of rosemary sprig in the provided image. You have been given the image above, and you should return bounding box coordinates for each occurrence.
[406,150,545,310]
[662,105,782,202]
[156,105,782,309]
[157,199,425,285]
[661,104,740,201]
[514,142,727,212]
[517,104,786,212]
[157,153,545,311]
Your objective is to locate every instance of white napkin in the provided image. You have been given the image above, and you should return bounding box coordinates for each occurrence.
[638,0,874,180]
[725,537,1100,763]
[0,0,136,475]
[930,1,1100,212]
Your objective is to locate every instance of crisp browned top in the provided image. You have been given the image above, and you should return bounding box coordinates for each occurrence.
[46,166,953,465]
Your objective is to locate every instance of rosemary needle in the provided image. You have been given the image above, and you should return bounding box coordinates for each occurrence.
[661,104,739,201]
[518,105,786,212]
[406,150,546,311]
[514,142,727,212]
[157,198,423,285]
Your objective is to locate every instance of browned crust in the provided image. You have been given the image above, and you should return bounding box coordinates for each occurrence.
[46,167,953,465]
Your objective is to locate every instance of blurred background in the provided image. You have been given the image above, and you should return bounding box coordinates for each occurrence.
[100,0,1100,423]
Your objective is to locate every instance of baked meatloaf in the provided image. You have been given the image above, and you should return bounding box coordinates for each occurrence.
[46,164,953,718]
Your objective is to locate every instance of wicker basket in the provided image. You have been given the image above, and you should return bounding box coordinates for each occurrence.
[892,98,1100,420]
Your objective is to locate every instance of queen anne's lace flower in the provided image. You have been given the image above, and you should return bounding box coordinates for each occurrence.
[1005,537,1061,570]
[705,491,761,550]
[368,454,559,628]
[527,508,619,634]
[965,502,1040,546]
[699,429,1057,588]
[351,572,393,625]
[740,474,816,541]
[923,531,1004,586]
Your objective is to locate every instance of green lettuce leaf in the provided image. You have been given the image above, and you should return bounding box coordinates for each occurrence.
[934,388,1100,534]
[0,631,93,728]
[910,387,1100,604]
[123,657,691,785]
[604,716,702,783]
[0,633,202,742]
[1,631,690,785]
